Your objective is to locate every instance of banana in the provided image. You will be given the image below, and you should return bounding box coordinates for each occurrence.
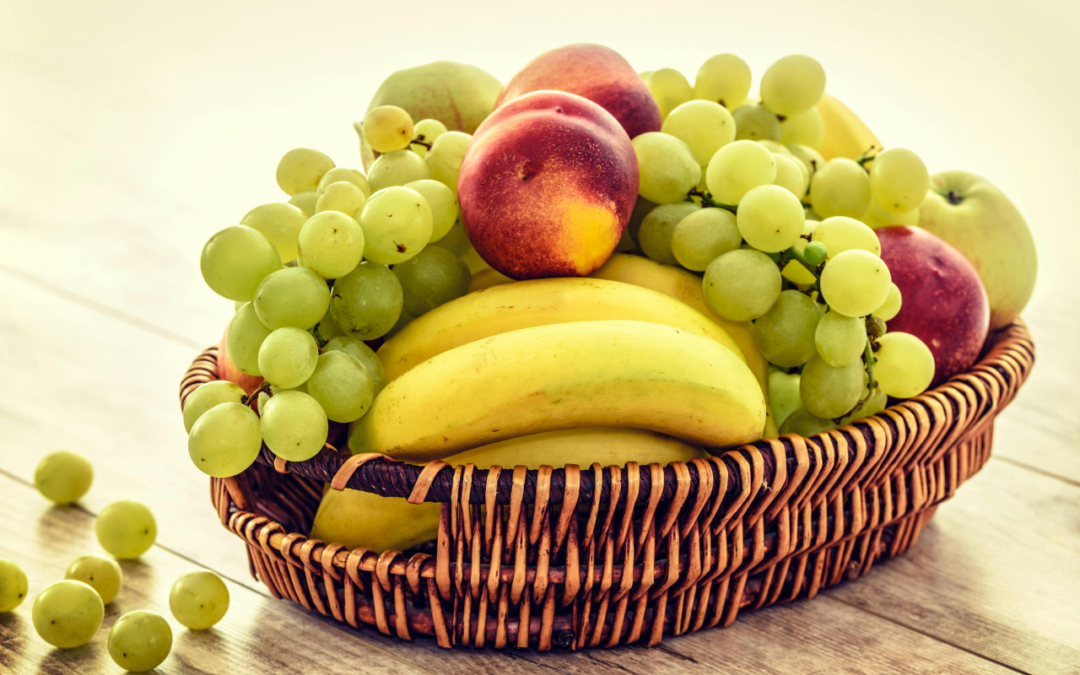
[816,94,881,161]
[468,266,514,293]
[590,253,777,437]
[351,320,766,461]
[378,277,746,383]
[312,427,703,552]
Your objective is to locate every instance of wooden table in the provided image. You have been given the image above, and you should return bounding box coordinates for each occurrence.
[1,3,1078,673]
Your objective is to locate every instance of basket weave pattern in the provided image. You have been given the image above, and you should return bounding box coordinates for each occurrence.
[180,322,1033,650]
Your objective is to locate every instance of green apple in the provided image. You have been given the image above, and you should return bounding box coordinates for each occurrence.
[358,61,502,169]
[918,171,1037,330]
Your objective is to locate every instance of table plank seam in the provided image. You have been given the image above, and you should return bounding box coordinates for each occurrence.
[0,263,203,350]
[992,456,1080,490]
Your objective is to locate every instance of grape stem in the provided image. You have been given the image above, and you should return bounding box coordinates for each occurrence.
[856,146,880,169]
[685,188,737,215]
[241,380,272,410]
[410,137,433,151]
[782,244,822,281]
[311,323,330,349]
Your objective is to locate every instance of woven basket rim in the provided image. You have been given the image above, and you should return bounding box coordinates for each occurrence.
[181,321,1034,508]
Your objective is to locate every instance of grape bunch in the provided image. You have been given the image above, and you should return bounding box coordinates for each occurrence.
[636,54,936,435]
[190,106,476,478]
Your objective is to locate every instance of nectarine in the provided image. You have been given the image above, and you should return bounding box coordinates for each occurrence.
[458,90,638,280]
[497,44,661,140]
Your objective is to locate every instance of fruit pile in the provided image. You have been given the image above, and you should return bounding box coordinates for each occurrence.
[185,44,1036,549]
[3,452,230,671]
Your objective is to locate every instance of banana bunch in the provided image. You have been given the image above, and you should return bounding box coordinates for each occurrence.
[319,272,770,551]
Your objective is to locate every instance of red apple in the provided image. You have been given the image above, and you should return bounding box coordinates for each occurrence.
[877,226,990,386]
[219,329,264,394]
[458,90,638,280]
[496,44,661,140]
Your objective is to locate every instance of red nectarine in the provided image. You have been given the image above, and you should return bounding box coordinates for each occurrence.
[458,90,639,280]
[497,44,661,140]
[877,226,990,386]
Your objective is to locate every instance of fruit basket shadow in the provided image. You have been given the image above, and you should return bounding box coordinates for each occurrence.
[180,320,1032,650]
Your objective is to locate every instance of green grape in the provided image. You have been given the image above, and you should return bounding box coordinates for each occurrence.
[330,262,403,340]
[182,380,245,433]
[227,302,272,376]
[705,140,776,206]
[362,105,415,154]
[767,370,802,429]
[733,104,781,142]
[800,354,864,419]
[95,500,156,559]
[306,351,375,423]
[108,610,172,672]
[839,387,888,425]
[661,100,735,166]
[869,148,930,214]
[671,208,742,271]
[753,290,822,367]
[65,555,122,605]
[425,131,472,196]
[820,249,892,317]
[815,310,867,367]
[772,153,808,197]
[411,119,448,158]
[873,282,903,321]
[392,245,471,315]
[430,218,472,257]
[258,327,319,388]
[787,144,825,180]
[643,68,693,120]
[367,149,430,192]
[803,240,828,266]
[276,148,334,196]
[405,179,458,242]
[240,203,307,263]
[694,54,751,110]
[780,408,837,436]
[736,185,805,252]
[757,139,791,155]
[314,303,347,342]
[638,202,701,265]
[317,167,371,198]
[297,211,365,280]
[359,186,433,265]
[288,190,317,218]
[625,196,657,244]
[759,55,826,117]
[253,267,331,330]
[170,571,229,630]
[779,107,825,149]
[811,216,881,258]
[866,315,887,338]
[385,308,417,339]
[32,580,103,648]
[324,337,387,395]
[200,226,282,301]
[631,132,701,204]
[260,391,328,462]
[0,560,28,612]
[809,158,871,219]
[703,249,782,321]
[315,181,367,218]
[875,332,935,398]
[34,451,93,505]
[861,198,920,230]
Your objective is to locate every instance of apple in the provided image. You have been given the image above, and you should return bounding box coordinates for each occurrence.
[877,226,990,387]
[218,329,263,395]
[359,61,503,168]
[918,171,1037,330]
[496,44,661,140]
[458,90,638,280]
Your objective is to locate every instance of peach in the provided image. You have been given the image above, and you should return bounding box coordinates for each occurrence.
[497,44,661,140]
[219,329,264,395]
[458,90,638,280]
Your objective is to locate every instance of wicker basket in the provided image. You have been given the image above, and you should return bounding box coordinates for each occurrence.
[180,321,1033,650]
